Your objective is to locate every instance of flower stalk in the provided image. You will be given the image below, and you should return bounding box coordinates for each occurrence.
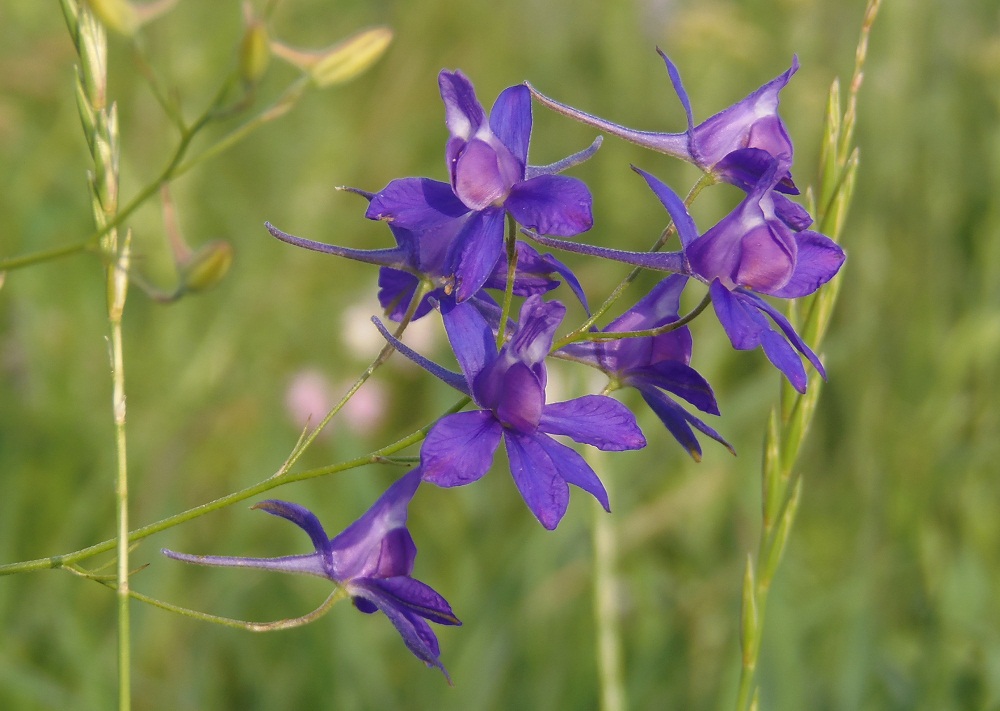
[734,2,880,708]
[61,0,133,706]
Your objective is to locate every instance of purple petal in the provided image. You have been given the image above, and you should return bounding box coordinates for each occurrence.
[439,70,487,140]
[483,242,589,312]
[626,361,720,415]
[740,290,826,377]
[772,192,813,229]
[709,279,768,350]
[490,84,532,167]
[349,578,451,676]
[509,295,566,366]
[565,275,690,374]
[503,430,569,530]
[440,297,498,390]
[657,48,695,133]
[759,327,808,393]
[538,251,589,313]
[634,384,733,459]
[711,283,815,392]
[358,576,461,627]
[711,148,780,194]
[538,395,647,451]
[631,166,700,247]
[251,500,330,552]
[734,222,797,293]
[453,138,511,210]
[366,177,470,230]
[448,206,506,302]
[494,361,545,432]
[329,470,422,578]
[533,433,610,512]
[371,317,471,395]
[604,274,687,334]
[769,231,846,298]
[505,174,593,237]
[691,57,799,170]
[420,410,503,487]
[377,268,438,321]
[357,527,417,579]
[686,168,798,292]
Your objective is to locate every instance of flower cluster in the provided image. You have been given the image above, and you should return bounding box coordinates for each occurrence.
[167,51,843,676]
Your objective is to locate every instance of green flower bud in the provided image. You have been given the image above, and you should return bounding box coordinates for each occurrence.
[271,26,393,88]
[179,240,234,295]
[239,5,271,85]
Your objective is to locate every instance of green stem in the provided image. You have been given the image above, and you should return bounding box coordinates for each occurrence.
[279,278,433,474]
[126,586,350,632]
[110,311,130,711]
[591,448,626,711]
[553,290,712,350]
[0,239,95,271]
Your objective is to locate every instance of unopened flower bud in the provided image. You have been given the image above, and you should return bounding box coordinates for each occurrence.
[179,240,233,294]
[239,4,271,85]
[271,26,393,88]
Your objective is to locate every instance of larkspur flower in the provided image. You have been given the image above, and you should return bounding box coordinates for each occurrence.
[435,70,596,300]
[557,275,732,460]
[374,294,646,529]
[525,164,845,392]
[163,469,460,678]
[266,70,599,319]
[527,49,800,193]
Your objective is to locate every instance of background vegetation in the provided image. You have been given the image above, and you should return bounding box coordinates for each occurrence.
[1,0,998,709]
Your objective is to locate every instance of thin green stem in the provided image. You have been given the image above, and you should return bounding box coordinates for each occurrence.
[279,279,432,474]
[111,313,130,710]
[126,586,349,632]
[71,564,351,632]
[0,239,95,271]
[554,290,712,350]
[591,448,626,711]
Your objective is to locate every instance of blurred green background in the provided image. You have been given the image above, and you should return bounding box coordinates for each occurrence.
[2,0,999,709]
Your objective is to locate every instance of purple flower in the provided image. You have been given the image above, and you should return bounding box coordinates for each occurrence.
[265,70,599,316]
[558,275,732,460]
[163,470,460,678]
[375,295,646,529]
[376,71,594,302]
[524,165,844,392]
[678,163,844,391]
[527,49,800,192]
